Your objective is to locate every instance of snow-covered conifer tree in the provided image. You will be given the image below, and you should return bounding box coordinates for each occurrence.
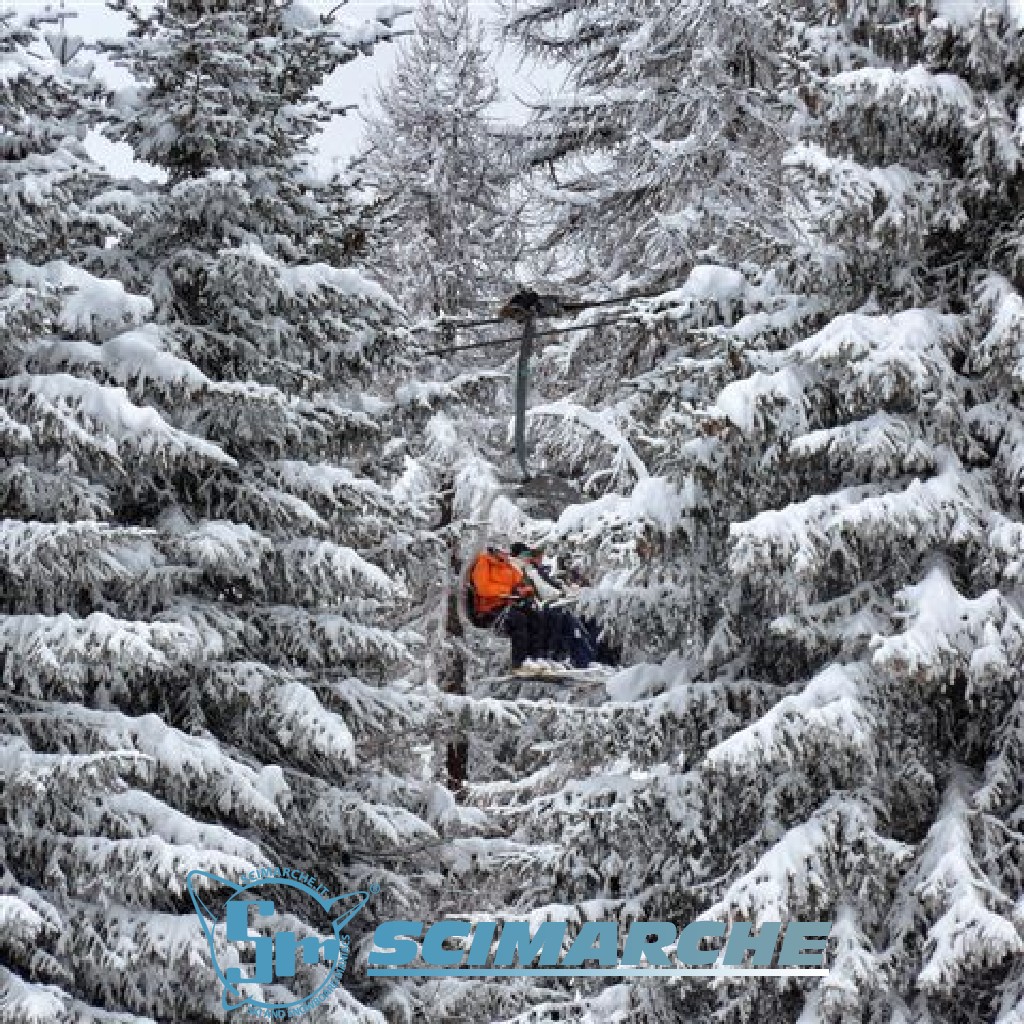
[782,0,1024,312]
[360,0,522,318]
[502,0,792,288]
[680,7,1024,1020]
[7,1,1024,1022]
[1,6,450,1020]
[0,12,110,267]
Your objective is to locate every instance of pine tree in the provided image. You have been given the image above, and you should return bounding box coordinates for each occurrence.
[8,1,1024,1022]
[0,27,106,267]
[782,0,1024,312]
[1,5,449,1020]
[360,0,522,318]
[502,0,792,289]
[703,5,1024,1020]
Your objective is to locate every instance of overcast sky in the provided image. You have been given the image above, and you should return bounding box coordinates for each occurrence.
[6,0,556,180]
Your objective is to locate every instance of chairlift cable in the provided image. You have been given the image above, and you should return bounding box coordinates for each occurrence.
[420,313,646,357]
[412,314,508,334]
[559,288,673,312]
[411,286,677,335]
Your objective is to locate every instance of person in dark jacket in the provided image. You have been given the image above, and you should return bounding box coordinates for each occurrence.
[507,544,599,669]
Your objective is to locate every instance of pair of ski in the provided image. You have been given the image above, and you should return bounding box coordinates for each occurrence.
[486,660,615,687]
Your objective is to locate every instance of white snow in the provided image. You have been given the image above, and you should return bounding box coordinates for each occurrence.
[713,366,807,435]
[161,513,270,575]
[872,564,1024,692]
[0,971,72,1024]
[269,459,389,502]
[704,663,872,769]
[553,476,690,540]
[915,778,1024,993]
[223,242,395,306]
[932,0,1024,28]
[106,789,268,866]
[28,325,208,391]
[0,612,206,692]
[831,64,975,121]
[527,399,649,479]
[68,704,289,828]
[224,664,357,768]
[703,797,908,926]
[729,467,983,589]
[279,538,399,598]
[2,373,233,467]
[641,264,749,310]
[7,260,153,339]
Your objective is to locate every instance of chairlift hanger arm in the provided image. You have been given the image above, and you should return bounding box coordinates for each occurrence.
[420,335,518,357]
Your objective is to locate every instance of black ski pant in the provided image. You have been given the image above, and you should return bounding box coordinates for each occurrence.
[500,602,546,668]
[500,601,598,668]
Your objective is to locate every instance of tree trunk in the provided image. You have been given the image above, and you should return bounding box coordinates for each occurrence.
[439,481,468,792]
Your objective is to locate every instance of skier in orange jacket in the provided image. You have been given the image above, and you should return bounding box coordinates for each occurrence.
[468,543,598,669]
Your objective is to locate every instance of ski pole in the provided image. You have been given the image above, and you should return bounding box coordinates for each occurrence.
[515,313,535,481]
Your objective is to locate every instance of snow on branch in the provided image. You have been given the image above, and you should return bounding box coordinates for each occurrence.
[527,399,649,483]
[702,663,874,772]
[974,274,1024,388]
[0,613,208,697]
[0,520,160,596]
[785,143,954,229]
[0,968,159,1024]
[160,513,269,577]
[703,796,911,925]
[301,785,439,852]
[871,563,1024,694]
[788,412,937,479]
[13,831,262,914]
[252,606,412,669]
[714,309,964,441]
[712,365,808,437]
[829,64,976,134]
[0,464,111,528]
[797,904,886,1021]
[6,260,153,340]
[212,662,357,771]
[267,459,392,507]
[207,242,395,311]
[552,476,690,545]
[105,789,267,867]
[1,374,233,471]
[729,467,984,594]
[25,325,208,398]
[914,778,1024,995]
[15,704,288,830]
[0,736,148,818]
[793,309,963,400]
[273,538,401,603]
